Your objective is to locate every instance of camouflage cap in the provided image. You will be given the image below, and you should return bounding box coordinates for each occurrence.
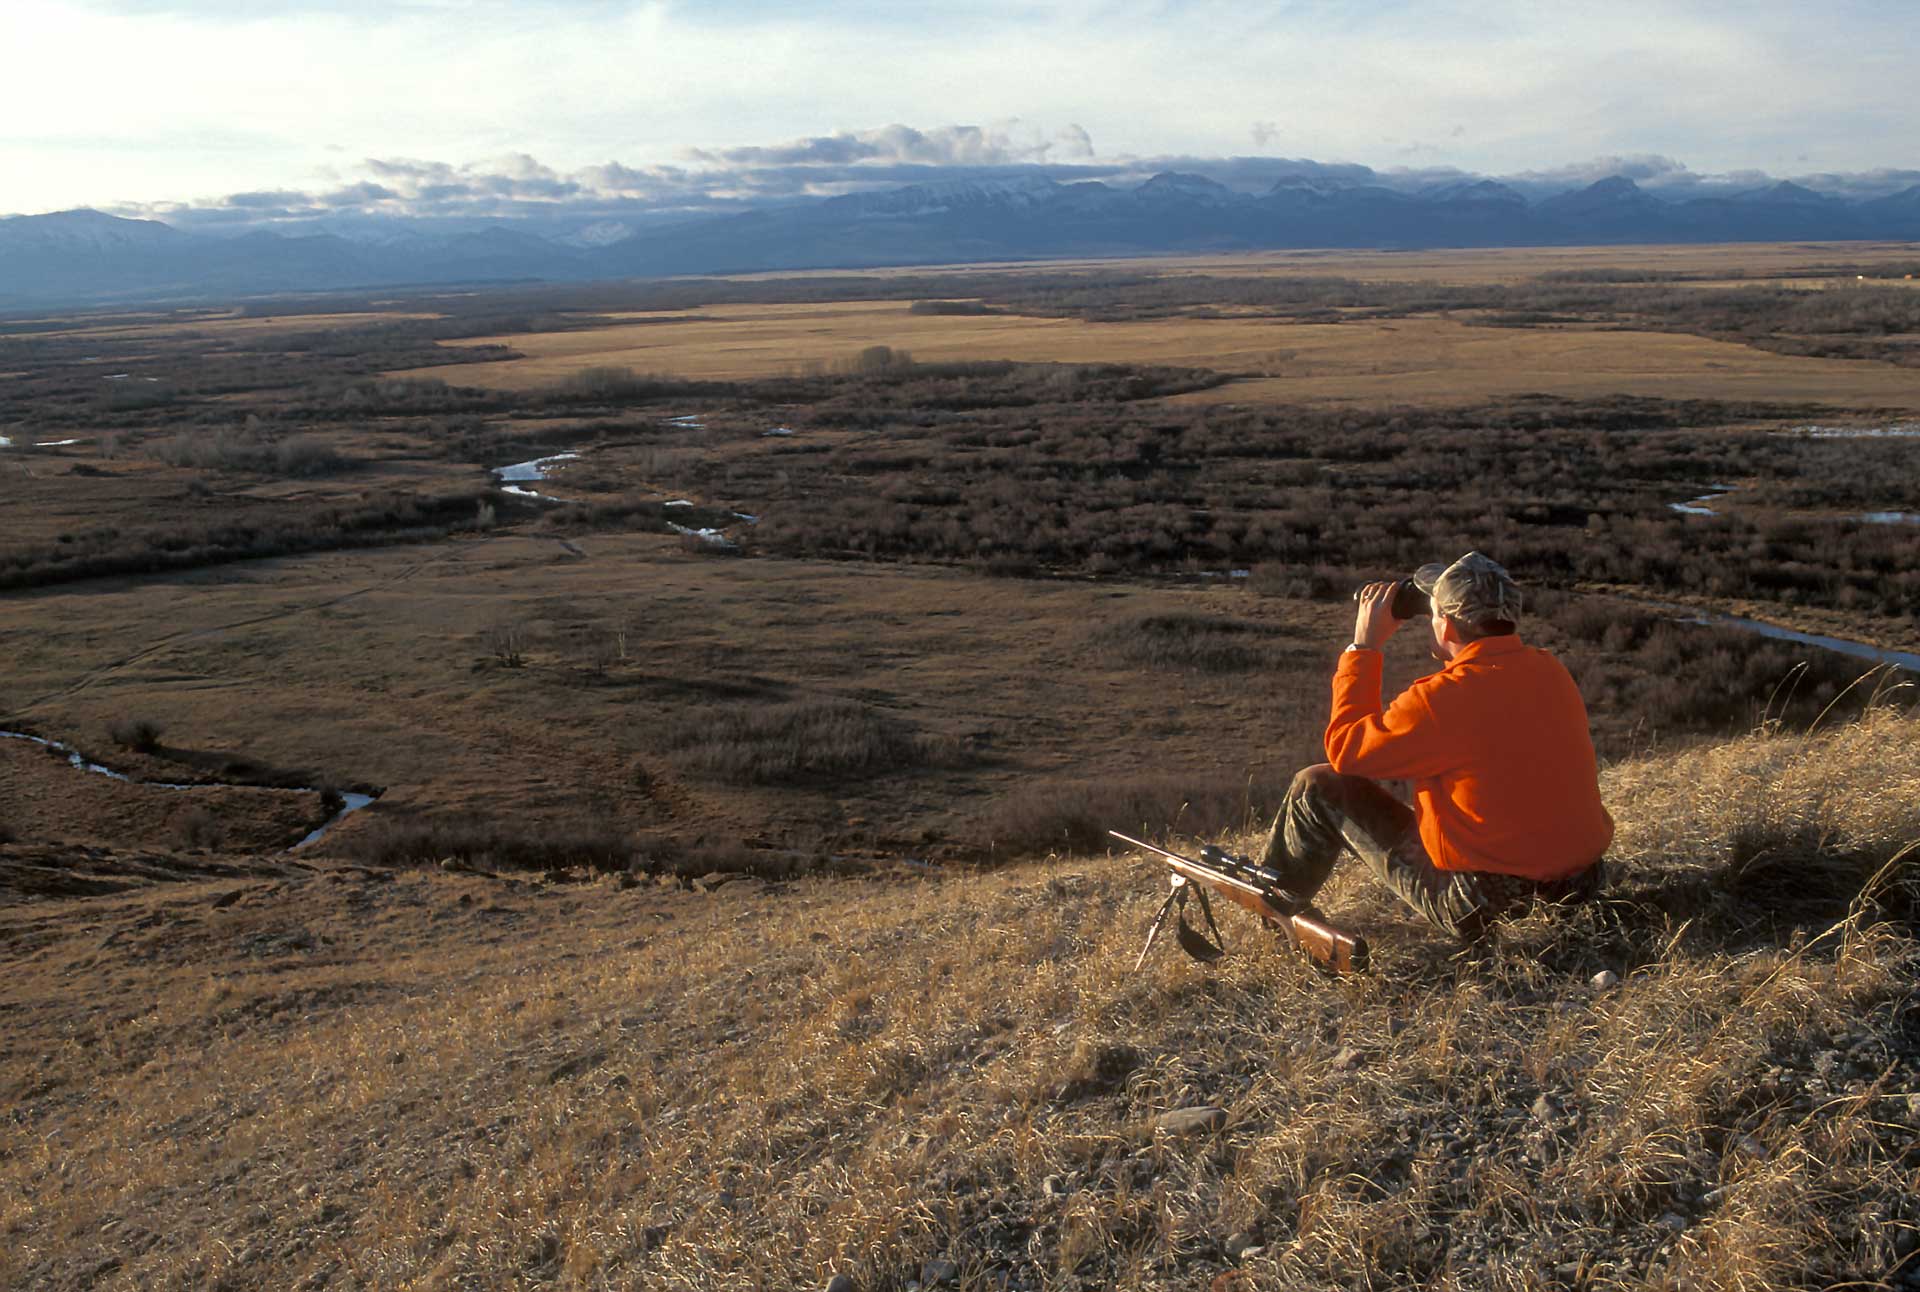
[1412,551,1522,626]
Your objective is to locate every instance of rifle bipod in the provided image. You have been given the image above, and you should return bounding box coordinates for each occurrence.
[1133,874,1227,970]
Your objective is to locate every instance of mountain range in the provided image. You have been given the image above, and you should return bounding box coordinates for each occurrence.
[4,172,1919,309]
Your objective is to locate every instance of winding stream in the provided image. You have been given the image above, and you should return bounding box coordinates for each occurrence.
[1681,617,1920,673]
[492,451,581,501]
[1668,485,1735,516]
[1,729,376,853]
[491,421,762,546]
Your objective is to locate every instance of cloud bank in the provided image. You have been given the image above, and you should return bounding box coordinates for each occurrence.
[99,126,1920,237]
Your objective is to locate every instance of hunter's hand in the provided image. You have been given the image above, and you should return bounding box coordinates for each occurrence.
[1353,581,1402,650]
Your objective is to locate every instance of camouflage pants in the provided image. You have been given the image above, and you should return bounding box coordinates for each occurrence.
[1259,763,1604,941]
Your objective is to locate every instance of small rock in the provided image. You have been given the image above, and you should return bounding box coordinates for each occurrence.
[822,1275,857,1292]
[1156,1106,1227,1135]
[1590,969,1619,991]
[522,1231,561,1269]
[545,1049,609,1084]
[1224,1231,1261,1259]
[1656,1211,1688,1234]
[1732,1134,1768,1159]
[921,1258,960,1287]
[1329,1046,1364,1072]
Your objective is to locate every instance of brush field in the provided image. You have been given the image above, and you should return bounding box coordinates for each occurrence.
[3,243,1919,1289]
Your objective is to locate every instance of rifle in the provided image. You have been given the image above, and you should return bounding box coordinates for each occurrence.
[1109,830,1370,975]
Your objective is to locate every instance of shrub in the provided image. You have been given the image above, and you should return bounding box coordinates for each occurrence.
[1088,612,1298,673]
[107,718,165,753]
[661,699,970,785]
[845,345,915,376]
[909,300,999,316]
[484,623,527,668]
[151,427,351,477]
[341,817,634,872]
[549,366,684,402]
[971,772,1277,859]
[171,806,225,851]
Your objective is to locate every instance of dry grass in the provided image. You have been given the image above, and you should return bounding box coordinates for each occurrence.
[710,241,1920,288]
[15,309,444,341]
[399,299,1920,409]
[0,533,1343,860]
[4,709,1916,1290]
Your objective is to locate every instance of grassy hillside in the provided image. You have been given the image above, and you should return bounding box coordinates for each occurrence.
[2,708,1917,1291]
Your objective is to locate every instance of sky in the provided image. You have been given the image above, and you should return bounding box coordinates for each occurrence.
[3,0,1918,227]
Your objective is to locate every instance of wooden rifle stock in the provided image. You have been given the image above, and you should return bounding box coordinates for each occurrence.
[1109,830,1370,975]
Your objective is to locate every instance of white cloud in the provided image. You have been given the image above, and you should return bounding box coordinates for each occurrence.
[2,0,1917,215]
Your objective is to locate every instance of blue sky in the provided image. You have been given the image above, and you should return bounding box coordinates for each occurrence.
[3,0,1917,223]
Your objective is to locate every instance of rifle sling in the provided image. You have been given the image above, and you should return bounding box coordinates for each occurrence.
[1174,882,1226,963]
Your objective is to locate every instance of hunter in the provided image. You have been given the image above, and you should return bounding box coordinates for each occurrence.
[1261,551,1613,941]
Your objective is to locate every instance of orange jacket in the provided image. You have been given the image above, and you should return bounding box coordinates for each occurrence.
[1324,635,1613,879]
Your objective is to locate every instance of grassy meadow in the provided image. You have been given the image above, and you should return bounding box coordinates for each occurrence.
[401,299,1920,409]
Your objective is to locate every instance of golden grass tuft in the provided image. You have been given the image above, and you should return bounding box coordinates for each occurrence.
[3,709,1918,1289]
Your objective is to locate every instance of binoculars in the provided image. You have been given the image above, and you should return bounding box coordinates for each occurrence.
[1353,579,1430,620]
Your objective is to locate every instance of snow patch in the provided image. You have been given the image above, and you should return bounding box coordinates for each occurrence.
[668,522,739,549]
[1788,423,1920,438]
